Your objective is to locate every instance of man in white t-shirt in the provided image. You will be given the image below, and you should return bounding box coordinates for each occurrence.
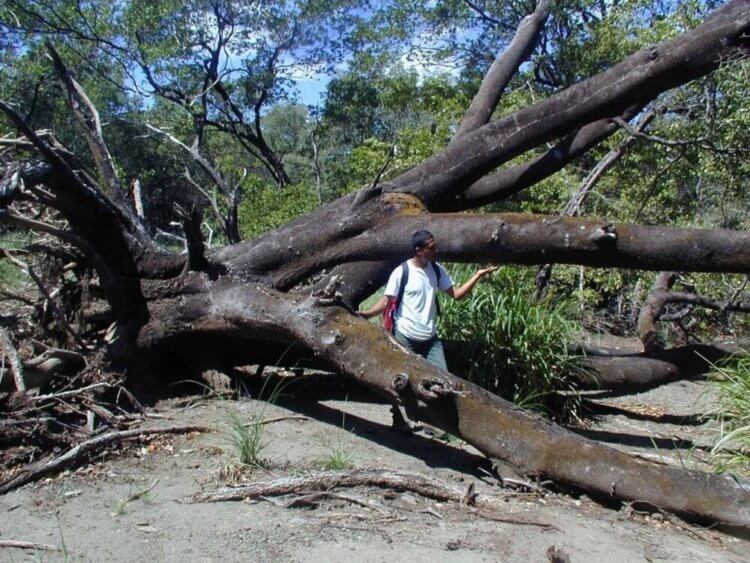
[358,230,496,370]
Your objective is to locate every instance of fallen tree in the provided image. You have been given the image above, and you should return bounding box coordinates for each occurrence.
[1,0,750,530]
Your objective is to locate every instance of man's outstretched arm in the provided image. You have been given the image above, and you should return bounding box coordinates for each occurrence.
[446,267,497,301]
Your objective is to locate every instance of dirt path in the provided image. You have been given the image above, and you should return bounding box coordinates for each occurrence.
[0,377,748,562]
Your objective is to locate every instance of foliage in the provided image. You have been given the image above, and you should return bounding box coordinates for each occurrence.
[710,354,750,473]
[224,411,268,469]
[317,444,354,471]
[439,264,585,421]
[0,231,30,288]
[237,178,320,240]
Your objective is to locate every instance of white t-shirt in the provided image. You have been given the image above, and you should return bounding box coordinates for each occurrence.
[384,261,453,341]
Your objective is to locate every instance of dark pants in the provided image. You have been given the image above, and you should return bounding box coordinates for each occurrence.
[394,330,448,371]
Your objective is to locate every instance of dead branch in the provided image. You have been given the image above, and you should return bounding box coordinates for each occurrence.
[0,540,60,552]
[29,381,109,403]
[612,116,750,155]
[577,340,750,393]
[0,346,86,392]
[0,325,25,391]
[467,508,560,531]
[638,272,750,352]
[4,252,88,350]
[0,425,209,495]
[46,42,121,199]
[190,468,506,507]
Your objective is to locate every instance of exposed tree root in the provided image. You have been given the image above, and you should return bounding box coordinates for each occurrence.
[190,467,506,506]
[0,425,209,495]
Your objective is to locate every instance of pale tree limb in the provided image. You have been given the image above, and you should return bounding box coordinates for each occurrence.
[190,468,507,507]
[0,347,87,393]
[612,116,750,155]
[0,425,210,495]
[454,0,551,139]
[46,42,121,200]
[0,325,25,391]
[144,123,241,243]
[0,540,60,552]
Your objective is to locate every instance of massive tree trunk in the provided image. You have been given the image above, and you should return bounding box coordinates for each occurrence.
[2,0,750,530]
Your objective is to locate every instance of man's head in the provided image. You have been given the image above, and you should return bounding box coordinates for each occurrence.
[411,229,437,261]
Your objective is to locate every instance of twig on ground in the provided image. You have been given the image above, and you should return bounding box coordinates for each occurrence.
[0,539,61,551]
[468,508,560,531]
[0,425,209,495]
[421,507,444,519]
[256,415,309,425]
[29,382,112,402]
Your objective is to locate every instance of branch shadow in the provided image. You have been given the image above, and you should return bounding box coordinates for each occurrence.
[582,400,709,426]
[568,427,702,450]
[273,393,493,479]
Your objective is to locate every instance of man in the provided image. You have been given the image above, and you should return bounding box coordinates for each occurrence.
[358,230,496,370]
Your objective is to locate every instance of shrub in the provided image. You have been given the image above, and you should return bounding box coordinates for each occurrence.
[710,354,750,473]
[439,265,585,421]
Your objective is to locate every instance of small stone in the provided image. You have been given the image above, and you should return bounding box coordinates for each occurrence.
[446,540,461,551]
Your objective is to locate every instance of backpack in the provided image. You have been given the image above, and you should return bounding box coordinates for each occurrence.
[383,261,442,334]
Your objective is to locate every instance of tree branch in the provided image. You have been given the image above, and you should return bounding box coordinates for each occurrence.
[45,42,122,200]
[454,0,551,139]
[390,1,749,204]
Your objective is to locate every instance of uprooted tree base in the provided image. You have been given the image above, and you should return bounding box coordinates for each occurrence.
[1,0,750,533]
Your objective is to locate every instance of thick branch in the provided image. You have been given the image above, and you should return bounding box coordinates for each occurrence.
[578,341,749,394]
[390,0,749,204]
[437,104,646,209]
[257,211,750,289]
[454,0,551,138]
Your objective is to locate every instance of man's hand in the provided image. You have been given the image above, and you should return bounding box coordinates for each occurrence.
[475,266,498,279]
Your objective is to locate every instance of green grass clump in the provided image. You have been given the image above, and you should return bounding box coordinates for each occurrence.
[710,354,750,472]
[317,444,354,471]
[440,265,586,421]
[225,411,268,469]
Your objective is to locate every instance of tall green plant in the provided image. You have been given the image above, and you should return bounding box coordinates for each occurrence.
[710,354,750,473]
[440,265,584,421]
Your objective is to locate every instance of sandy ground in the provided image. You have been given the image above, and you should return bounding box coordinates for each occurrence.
[1,374,749,562]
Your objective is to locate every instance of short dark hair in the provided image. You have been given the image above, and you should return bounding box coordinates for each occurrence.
[411,229,434,252]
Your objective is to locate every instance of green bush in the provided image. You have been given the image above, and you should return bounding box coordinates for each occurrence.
[710,354,750,473]
[439,265,585,421]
